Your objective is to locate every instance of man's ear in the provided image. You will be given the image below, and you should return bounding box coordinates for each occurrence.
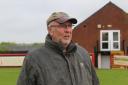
[48,28,53,36]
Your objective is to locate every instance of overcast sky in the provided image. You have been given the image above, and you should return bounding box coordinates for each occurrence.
[0,0,128,43]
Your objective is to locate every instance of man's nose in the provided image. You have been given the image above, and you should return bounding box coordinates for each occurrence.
[64,28,72,33]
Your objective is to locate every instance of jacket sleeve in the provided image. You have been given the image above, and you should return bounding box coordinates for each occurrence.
[86,51,100,85]
[17,56,41,85]
[77,45,100,85]
[85,52,100,85]
[91,63,100,85]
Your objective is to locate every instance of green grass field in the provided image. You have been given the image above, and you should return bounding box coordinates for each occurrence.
[0,68,128,85]
[0,68,20,85]
[97,69,128,85]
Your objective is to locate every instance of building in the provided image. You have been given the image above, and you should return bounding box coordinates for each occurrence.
[72,2,128,69]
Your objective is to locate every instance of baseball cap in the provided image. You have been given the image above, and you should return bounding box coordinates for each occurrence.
[47,12,77,25]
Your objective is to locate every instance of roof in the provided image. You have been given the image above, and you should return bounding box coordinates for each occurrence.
[74,1,127,29]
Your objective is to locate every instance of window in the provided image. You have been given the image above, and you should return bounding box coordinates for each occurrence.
[100,30,120,51]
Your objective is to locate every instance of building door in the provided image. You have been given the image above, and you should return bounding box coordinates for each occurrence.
[100,30,120,51]
[101,55,110,69]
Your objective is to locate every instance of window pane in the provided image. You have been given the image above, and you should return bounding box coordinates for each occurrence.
[113,32,118,41]
[102,32,108,41]
[102,43,108,49]
[113,42,119,49]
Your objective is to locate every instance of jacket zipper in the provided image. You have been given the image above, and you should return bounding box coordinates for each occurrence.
[63,54,76,85]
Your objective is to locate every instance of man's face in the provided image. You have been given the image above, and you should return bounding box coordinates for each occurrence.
[48,21,73,48]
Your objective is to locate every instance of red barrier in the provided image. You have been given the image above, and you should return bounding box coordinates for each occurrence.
[0,53,27,56]
[90,53,95,66]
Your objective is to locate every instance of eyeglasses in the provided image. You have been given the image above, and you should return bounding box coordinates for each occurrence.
[49,24,74,29]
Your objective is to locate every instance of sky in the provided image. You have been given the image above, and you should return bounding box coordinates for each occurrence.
[0,0,128,43]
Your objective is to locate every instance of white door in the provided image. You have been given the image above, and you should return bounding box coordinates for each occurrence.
[100,30,120,51]
[101,55,110,69]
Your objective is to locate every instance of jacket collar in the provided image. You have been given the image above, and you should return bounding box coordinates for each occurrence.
[45,34,77,54]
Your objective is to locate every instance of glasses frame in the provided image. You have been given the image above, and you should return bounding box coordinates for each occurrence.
[49,24,74,29]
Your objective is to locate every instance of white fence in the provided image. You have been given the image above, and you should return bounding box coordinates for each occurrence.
[0,54,26,66]
[113,55,128,66]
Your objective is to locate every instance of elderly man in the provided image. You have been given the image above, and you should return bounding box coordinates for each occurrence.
[17,12,99,85]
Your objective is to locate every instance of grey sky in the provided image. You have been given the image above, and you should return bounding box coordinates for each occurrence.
[0,0,128,43]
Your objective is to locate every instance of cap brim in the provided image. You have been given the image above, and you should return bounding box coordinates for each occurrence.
[56,17,77,24]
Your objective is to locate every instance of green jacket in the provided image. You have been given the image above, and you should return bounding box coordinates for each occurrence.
[17,35,99,85]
